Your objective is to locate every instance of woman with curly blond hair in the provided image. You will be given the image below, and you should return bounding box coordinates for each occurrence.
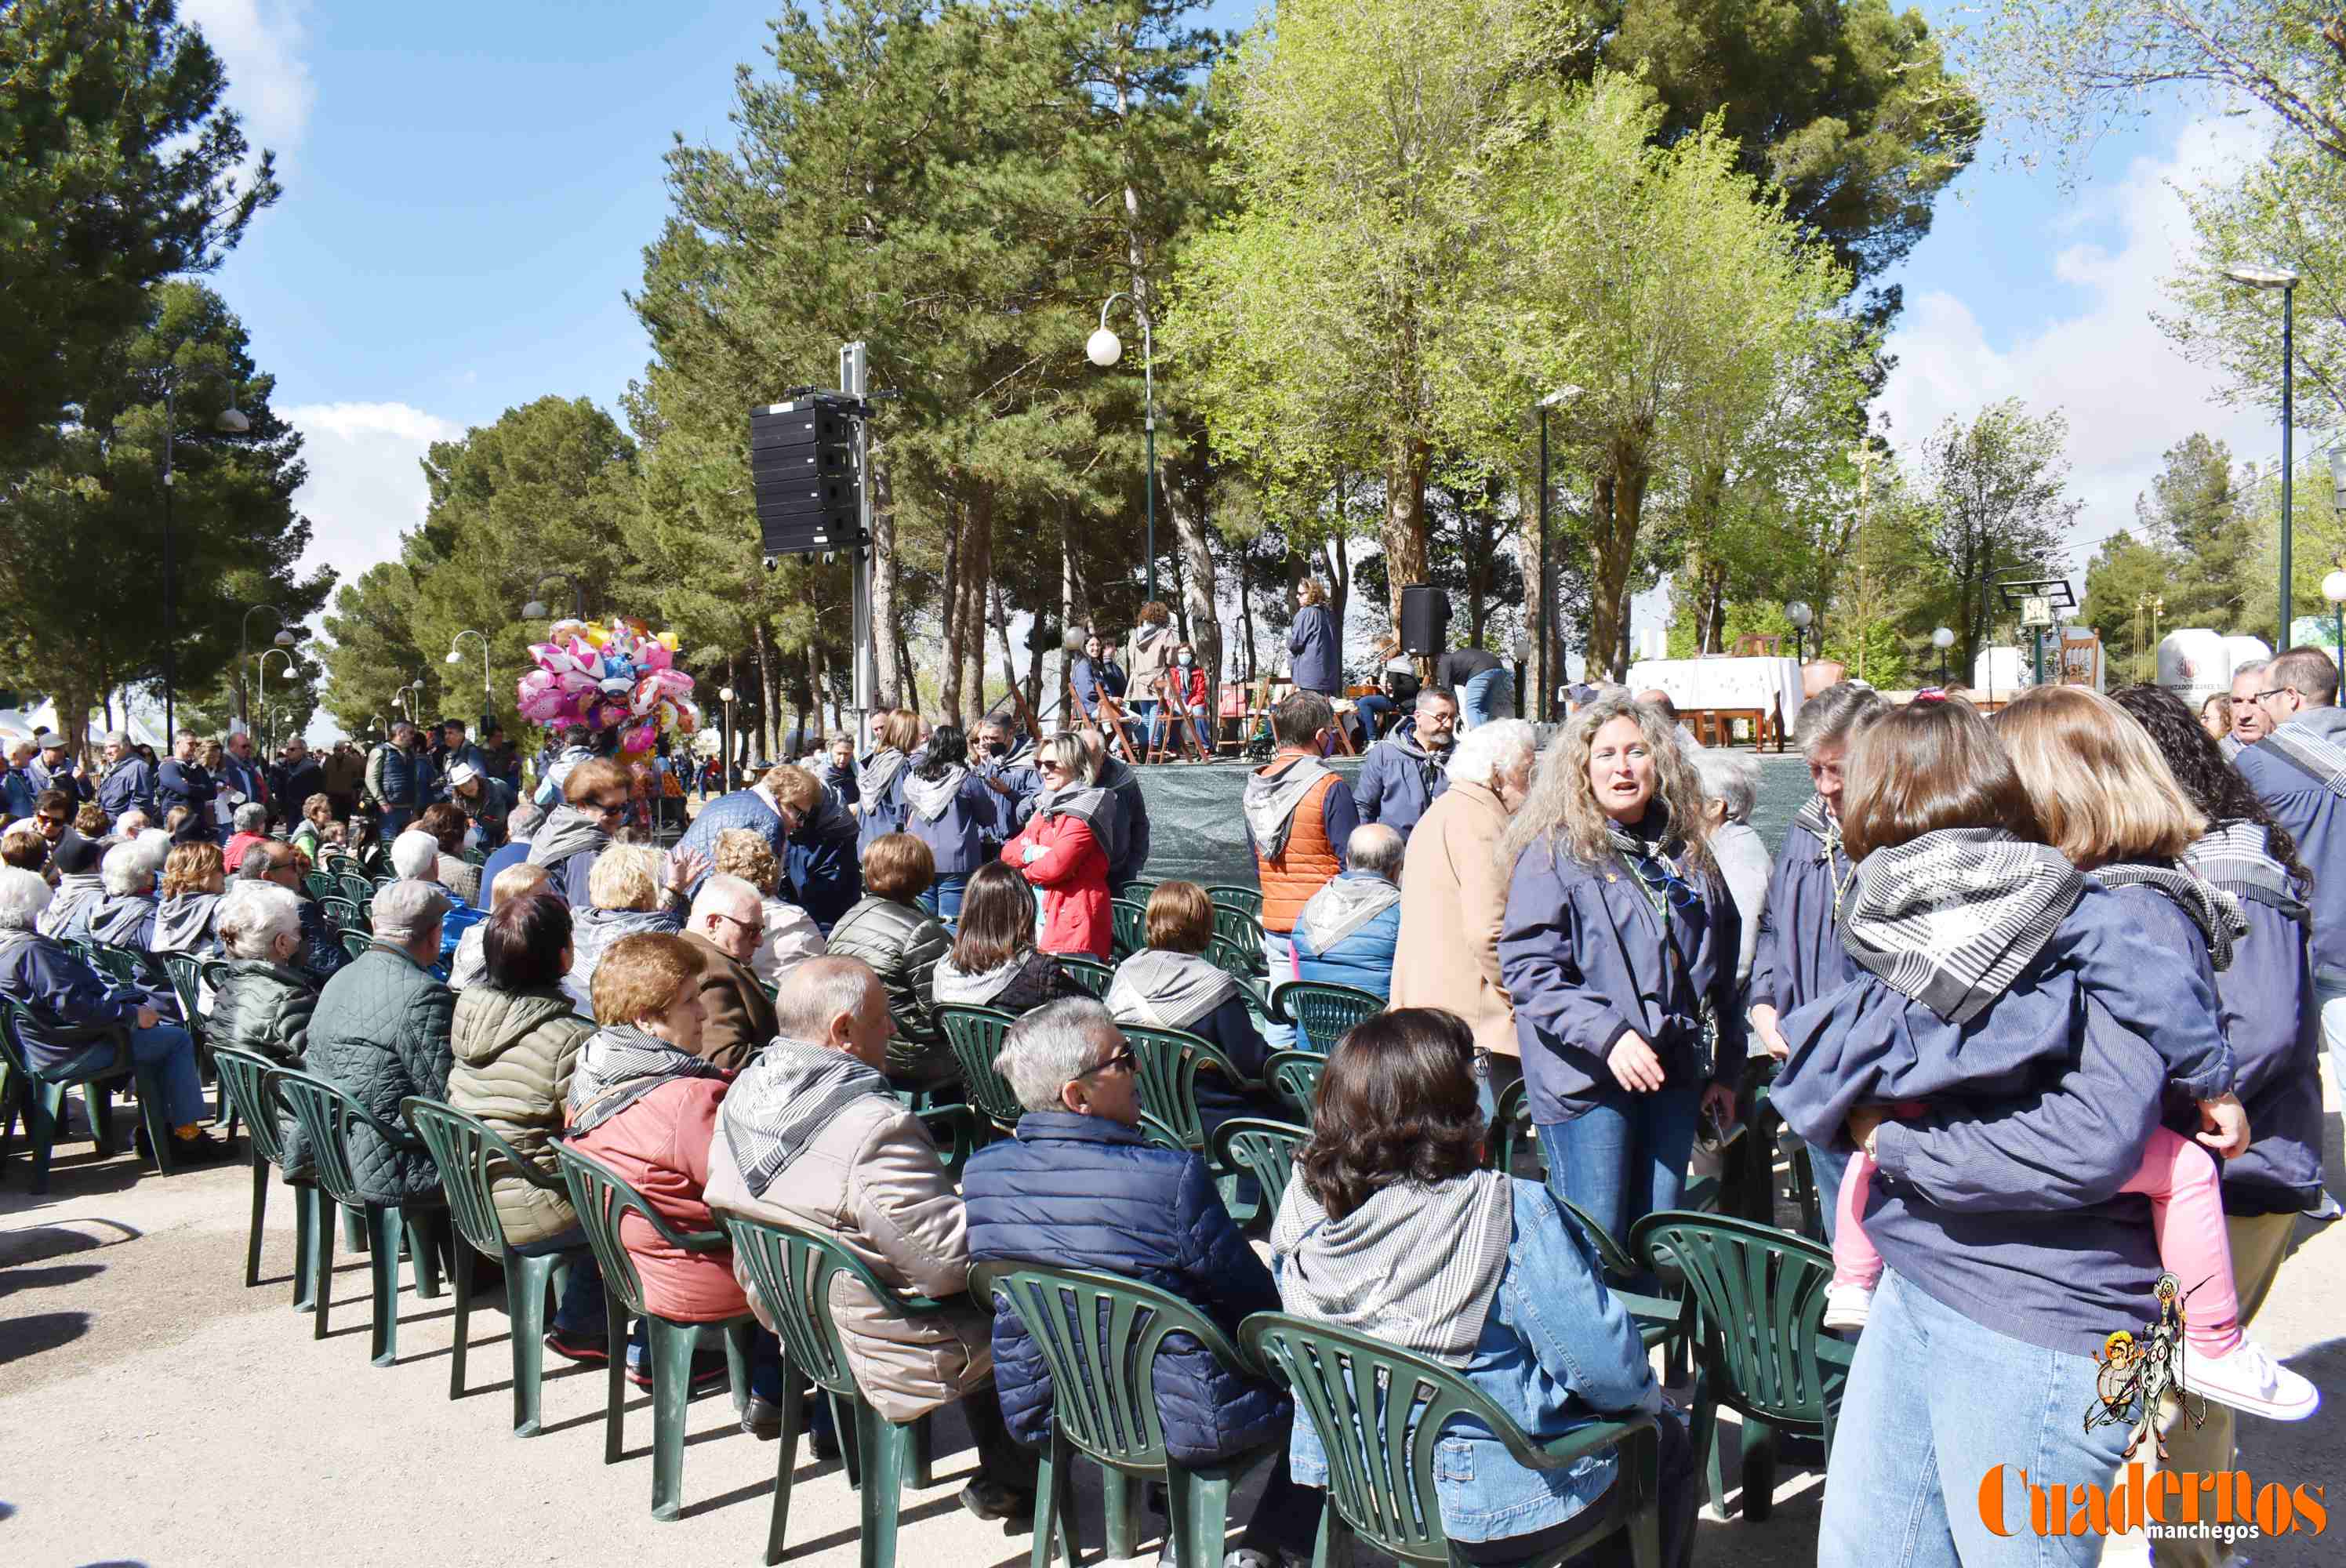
[154,840,228,956]
[1496,692,1745,1250]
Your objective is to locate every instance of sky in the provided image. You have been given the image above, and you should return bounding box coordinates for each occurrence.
[178,0,2290,714]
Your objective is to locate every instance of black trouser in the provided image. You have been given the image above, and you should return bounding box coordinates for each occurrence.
[1452,1411,1697,1568]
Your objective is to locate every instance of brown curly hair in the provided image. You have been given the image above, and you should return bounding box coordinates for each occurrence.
[1297,1007,1484,1221]
[162,841,224,898]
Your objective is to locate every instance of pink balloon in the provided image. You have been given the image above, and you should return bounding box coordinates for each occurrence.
[620,720,657,753]
[637,641,673,673]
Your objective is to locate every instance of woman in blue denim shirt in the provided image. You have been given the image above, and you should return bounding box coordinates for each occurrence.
[1271,1008,1698,1566]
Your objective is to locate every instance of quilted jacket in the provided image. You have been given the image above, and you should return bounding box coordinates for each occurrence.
[964,1112,1288,1464]
[448,984,594,1247]
[570,905,684,998]
[209,958,320,1172]
[305,946,456,1204]
[823,895,953,1081]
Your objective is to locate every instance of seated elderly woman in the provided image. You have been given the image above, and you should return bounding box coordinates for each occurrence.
[965,998,1319,1564]
[289,793,336,865]
[153,841,227,957]
[0,866,227,1162]
[568,843,693,996]
[710,826,825,989]
[305,880,456,1210]
[446,862,592,1015]
[932,861,1084,1015]
[1290,822,1405,1000]
[39,837,107,938]
[393,827,488,968]
[234,837,354,985]
[824,833,954,1088]
[207,880,321,1167]
[416,803,484,908]
[87,835,172,950]
[1105,880,1279,1140]
[222,800,273,873]
[1273,1007,1698,1567]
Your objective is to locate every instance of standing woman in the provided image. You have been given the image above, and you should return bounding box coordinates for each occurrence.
[1746,681,1885,1236]
[1287,581,1342,747]
[1000,735,1113,961]
[901,724,1000,921]
[1496,694,1743,1247]
[1126,601,1178,753]
[854,708,922,853]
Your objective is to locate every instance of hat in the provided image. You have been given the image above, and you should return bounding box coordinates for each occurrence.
[447,761,480,788]
[32,731,64,750]
[103,729,130,747]
[54,837,102,876]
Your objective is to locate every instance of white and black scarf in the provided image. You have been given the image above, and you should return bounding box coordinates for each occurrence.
[2260,720,2346,798]
[566,1023,726,1135]
[2091,859,2247,973]
[1241,754,1333,859]
[719,1036,890,1197]
[1270,1171,1514,1366]
[2184,820,2308,924]
[859,747,910,805]
[527,804,611,872]
[1837,827,2083,1025]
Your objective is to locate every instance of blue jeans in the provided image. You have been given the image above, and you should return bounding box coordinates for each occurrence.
[626,1322,788,1403]
[1353,693,1396,740]
[1474,1050,1523,1125]
[49,1022,208,1127]
[1806,1137,1854,1245]
[1459,668,1515,729]
[1821,1272,2130,1568]
[920,872,968,922]
[1261,929,1295,1048]
[1535,1084,1700,1251]
[2315,967,2346,1109]
[1129,699,1162,750]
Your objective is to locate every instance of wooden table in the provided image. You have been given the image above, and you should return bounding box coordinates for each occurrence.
[1687,704,1786,751]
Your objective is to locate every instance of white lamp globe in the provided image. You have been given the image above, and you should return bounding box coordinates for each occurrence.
[444,649,461,664]
[2323,571,2346,607]
[1785,601,1814,630]
[1086,328,1123,368]
[1931,626,1955,650]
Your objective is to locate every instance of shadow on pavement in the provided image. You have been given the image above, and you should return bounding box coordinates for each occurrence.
[0,1310,92,1363]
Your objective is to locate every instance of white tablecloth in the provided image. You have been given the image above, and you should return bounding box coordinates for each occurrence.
[1623,658,1805,731]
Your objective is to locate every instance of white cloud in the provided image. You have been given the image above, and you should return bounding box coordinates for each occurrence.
[1878,114,2278,572]
[285,401,463,610]
[180,0,314,158]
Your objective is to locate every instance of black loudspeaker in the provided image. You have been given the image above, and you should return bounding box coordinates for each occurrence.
[1399,585,1450,655]
[750,397,862,557]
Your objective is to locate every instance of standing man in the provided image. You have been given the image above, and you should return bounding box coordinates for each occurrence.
[816,731,859,809]
[1241,691,1358,1046]
[271,737,325,824]
[445,761,514,851]
[1437,642,1513,730]
[532,723,597,808]
[431,718,485,804]
[971,717,1040,848]
[220,731,271,823]
[2,742,39,823]
[26,731,88,802]
[2227,659,2273,760]
[365,720,426,837]
[1352,688,1457,842]
[156,731,219,843]
[480,723,524,796]
[320,740,365,821]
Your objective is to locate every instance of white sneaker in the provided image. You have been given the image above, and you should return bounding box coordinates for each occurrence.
[2303,1192,2342,1223]
[2182,1339,2319,1421]
[1822,1280,1873,1332]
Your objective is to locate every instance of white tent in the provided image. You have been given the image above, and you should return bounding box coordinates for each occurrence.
[0,702,166,751]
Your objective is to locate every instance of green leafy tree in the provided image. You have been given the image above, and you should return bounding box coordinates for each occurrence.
[318,557,432,740]
[1913,400,2082,677]
[2079,530,2180,681]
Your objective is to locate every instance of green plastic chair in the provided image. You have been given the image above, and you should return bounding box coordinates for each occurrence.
[319,894,361,933]
[1242,1312,1662,1566]
[1630,1210,1848,1522]
[555,1140,755,1521]
[1056,955,1114,1000]
[1267,979,1382,1054]
[1548,1199,1693,1365]
[1484,1076,1533,1175]
[372,874,398,897]
[340,931,373,963]
[1121,877,1160,904]
[1210,900,1266,953]
[403,1097,597,1435]
[84,942,145,987]
[1210,1116,1306,1225]
[979,1261,1286,1568]
[1109,898,1149,960]
[724,1211,955,1568]
[336,872,375,908]
[303,870,337,900]
[267,1067,449,1367]
[937,1004,1023,1131]
[1204,934,1270,1013]
[1262,1051,1324,1122]
[212,1047,325,1308]
[0,1000,169,1192]
[1122,1024,1248,1151]
[1204,884,1263,920]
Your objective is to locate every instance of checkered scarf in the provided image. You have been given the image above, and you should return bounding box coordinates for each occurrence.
[2260,722,2346,797]
[566,1023,727,1135]
[1837,828,2084,1025]
[718,1036,890,1198]
[2091,860,2247,973]
[2183,821,2308,925]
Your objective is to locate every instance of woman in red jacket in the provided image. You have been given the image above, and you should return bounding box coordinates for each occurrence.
[1001,735,1113,960]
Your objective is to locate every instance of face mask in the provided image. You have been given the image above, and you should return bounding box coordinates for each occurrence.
[1178,654,1193,666]
[984,741,1008,757]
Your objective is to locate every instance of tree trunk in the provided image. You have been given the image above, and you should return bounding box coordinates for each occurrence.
[1166,479,1221,730]
[753,622,778,762]
[1381,434,1430,631]
[1585,428,1654,682]
[868,444,902,713]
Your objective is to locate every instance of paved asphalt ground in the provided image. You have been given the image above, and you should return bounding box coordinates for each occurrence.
[4,751,2340,1567]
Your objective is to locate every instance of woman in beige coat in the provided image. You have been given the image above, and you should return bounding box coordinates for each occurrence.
[1389,718,1538,1120]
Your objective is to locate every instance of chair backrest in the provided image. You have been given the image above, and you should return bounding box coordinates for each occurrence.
[1122,878,1160,904]
[1629,1210,1837,1432]
[978,1261,1253,1473]
[1241,1312,1558,1565]
[303,870,337,900]
[319,895,360,932]
[1211,1116,1306,1224]
[1560,1198,1641,1279]
[269,1065,421,1208]
[1205,884,1263,920]
[402,1096,557,1258]
[1211,902,1266,956]
[372,875,398,896]
[85,942,143,985]
[214,1047,290,1167]
[1269,979,1382,1053]
[198,958,235,998]
[1483,1076,1532,1175]
[1108,898,1147,960]
[1263,1051,1323,1122]
[937,1004,1025,1129]
[340,931,373,962]
[554,1139,727,1320]
[1204,933,1265,993]
[336,873,373,906]
[1123,1024,1245,1149]
[721,1210,927,1402]
[156,951,205,1024]
[1056,955,1113,1000]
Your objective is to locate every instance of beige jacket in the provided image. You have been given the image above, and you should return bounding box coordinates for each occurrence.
[1389,779,1517,1057]
[703,1092,990,1421]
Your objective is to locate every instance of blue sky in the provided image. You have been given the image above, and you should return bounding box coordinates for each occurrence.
[182,0,2279,678]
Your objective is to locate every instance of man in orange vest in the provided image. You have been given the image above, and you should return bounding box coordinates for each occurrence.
[1242,691,1359,1047]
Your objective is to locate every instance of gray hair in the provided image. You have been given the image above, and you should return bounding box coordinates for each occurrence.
[691,873,761,926]
[101,837,163,896]
[372,879,451,949]
[114,809,151,838]
[1792,681,1887,758]
[218,880,303,960]
[1347,823,1406,880]
[507,800,546,840]
[233,800,269,834]
[1414,685,1458,715]
[773,954,881,1042]
[1445,717,1536,791]
[0,867,53,931]
[2231,658,2270,685]
[1692,748,1762,824]
[390,829,441,880]
[1040,733,1095,786]
[996,997,1120,1113]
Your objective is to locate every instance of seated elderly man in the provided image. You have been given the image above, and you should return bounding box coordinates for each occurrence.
[1289,822,1405,1001]
[234,837,354,985]
[0,866,227,1162]
[704,955,1040,1519]
[710,828,825,989]
[393,827,488,967]
[681,873,777,1070]
[86,835,172,951]
[222,801,272,872]
[966,998,1318,1567]
[39,837,107,938]
[305,880,456,1211]
[113,808,154,843]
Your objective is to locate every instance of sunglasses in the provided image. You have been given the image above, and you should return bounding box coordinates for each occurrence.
[590,797,628,818]
[1074,1045,1136,1080]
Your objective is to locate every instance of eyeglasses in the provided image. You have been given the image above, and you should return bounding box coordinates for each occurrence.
[34,814,68,829]
[2255,688,2292,702]
[710,909,764,938]
[1073,1045,1136,1080]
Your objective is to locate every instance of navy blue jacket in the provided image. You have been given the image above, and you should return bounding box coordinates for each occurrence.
[788,793,862,931]
[964,1113,1289,1465]
[96,756,158,820]
[27,756,88,800]
[854,760,909,855]
[2200,873,2325,1215]
[974,759,1043,843]
[1352,720,1449,840]
[2235,710,2346,979]
[1287,604,1339,695]
[1498,832,1745,1126]
[2,766,35,822]
[1070,657,1128,713]
[1747,815,1854,1020]
[675,787,787,897]
[816,758,859,809]
[1095,757,1151,887]
[0,933,146,1072]
[157,759,218,839]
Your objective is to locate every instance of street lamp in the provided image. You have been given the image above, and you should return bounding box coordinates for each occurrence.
[447,630,492,728]
[521,573,585,622]
[394,678,425,725]
[238,604,297,734]
[2224,263,2302,638]
[1785,601,1814,664]
[717,685,737,790]
[1930,626,1955,688]
[256,647,296,756]
[158,368,251,739]
[1537,387,1584,720]
[1088,292,1157,604]
[2324,568,2346,677]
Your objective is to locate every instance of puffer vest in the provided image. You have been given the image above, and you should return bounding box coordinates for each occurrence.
[1258,771,1342,934]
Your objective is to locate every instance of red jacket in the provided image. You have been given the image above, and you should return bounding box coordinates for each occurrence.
[566,1076,748,1323]
[1003,810,1112,960]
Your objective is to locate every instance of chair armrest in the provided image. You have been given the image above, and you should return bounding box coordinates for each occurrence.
[1523,1411,1659,1474]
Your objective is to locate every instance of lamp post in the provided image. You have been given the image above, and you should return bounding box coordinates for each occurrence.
[394,678,425,725]
[2225,264,2301,639]
[717,686,737,790]
[447,630,492,730]
[1537,387,1584,720]
[1088,293,1157,604]
[1785,601,1814,664]
[2325,569,2346,677]
[256,647,296,756]
[1931,626,1955,688]
[158,369,251,740]
[238,604,296,735]
[521,573,585,622]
